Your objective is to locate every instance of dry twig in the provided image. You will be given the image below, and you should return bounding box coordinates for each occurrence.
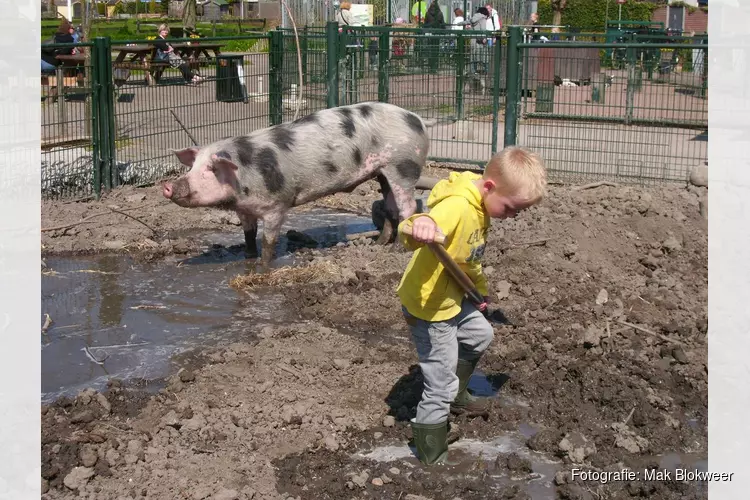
[42,314,53,333]
[499,239,549,251]
[623,406,636,425]
[615,319,686,346]
[41,203,154,232]
[574,181,618,191]
[346,230,381,241]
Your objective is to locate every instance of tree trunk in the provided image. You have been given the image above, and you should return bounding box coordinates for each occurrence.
[552,10,562,26]
[47,0,57,16]
[183,0,197,33]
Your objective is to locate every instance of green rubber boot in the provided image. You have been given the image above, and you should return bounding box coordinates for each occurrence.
[411,420,450,466]
[450,358,491,417]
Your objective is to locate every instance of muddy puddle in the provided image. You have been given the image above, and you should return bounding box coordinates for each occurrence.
[41,210,376,402]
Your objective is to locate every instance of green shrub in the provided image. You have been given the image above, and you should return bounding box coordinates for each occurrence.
[537,0,659,32]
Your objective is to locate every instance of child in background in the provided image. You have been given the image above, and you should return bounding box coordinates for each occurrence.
[397,147,548,465]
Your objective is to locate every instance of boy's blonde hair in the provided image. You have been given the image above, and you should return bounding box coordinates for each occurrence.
[483,146,548,202]
[158,24,169,33]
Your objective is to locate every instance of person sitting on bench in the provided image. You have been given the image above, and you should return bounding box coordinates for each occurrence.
[41,19,77,74]
[153,24,205,85]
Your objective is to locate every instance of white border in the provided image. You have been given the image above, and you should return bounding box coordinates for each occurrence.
[708,1,750,498]
[0,1,42,498]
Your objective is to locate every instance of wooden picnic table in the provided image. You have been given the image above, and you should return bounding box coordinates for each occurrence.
[111,42,224,86]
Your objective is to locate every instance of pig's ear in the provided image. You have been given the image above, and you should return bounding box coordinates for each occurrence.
[172,147,200,167]
[210,154,240,180]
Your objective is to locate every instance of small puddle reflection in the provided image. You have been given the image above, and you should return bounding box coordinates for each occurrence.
[41,210,376,402]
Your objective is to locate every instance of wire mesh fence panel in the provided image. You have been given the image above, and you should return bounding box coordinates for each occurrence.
[515,41,707,185]
[280,30,330,122]
[368,28,504,167]
[41,42,99,200]
[110,35,271,188]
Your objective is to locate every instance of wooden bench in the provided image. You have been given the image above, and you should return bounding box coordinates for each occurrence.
[42,54,86,103]
[112,42,224,86]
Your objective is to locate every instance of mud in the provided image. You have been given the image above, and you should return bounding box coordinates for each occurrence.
[41,178,708,500]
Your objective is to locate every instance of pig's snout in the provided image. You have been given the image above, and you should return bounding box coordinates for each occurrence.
[162,182,173,199]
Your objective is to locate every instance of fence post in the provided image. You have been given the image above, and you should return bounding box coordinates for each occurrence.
[377,29,390,102]
[503,26,522,148]
[455,32,465,120]
[301,26,308,85]
[491,34,503,154]
[90,41,102,199]
[625,42,635,126]
[269,30,284,125]
[94,36,115,191]
[326,21,339,108]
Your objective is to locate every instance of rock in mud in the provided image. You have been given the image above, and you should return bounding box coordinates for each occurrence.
[95,393,111,414]
[662,235,682,253]
[79,444,98,467]
[333,358,350,370]
[595,289,608,305]
[689,164,708,187]
[63,466,94,491]
[503,453,533,473]
[612,423,649,454]
[383,415,396,427]
[554,471,568,485]
[389,467,400,475]
[672,347,689,364]
[527,429,557,452]
[71,410,96,424]
[211,488,239,500]
[324,434,339,452]
[582,325,603,349]
[496,280,512,300]
[179,369,196,383]
[351,471,369,488]
[372,477,384,486]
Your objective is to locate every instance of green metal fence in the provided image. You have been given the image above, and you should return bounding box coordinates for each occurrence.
[40,25,709,199]
[506,26,708,184]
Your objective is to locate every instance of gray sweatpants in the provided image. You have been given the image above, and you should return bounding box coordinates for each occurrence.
[403,299,494,425]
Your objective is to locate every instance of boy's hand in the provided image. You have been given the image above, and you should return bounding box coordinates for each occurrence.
[410,216,445,244]
[477,295,491,312]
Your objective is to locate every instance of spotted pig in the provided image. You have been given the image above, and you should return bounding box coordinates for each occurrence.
[162,102,431,268]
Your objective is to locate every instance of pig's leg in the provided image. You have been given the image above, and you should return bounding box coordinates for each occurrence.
[258,210,286,272]
[238,212,259,259]
[375,166,421,246]
[375,175,399,245]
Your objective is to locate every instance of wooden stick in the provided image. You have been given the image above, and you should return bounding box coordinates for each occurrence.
[345,230,381,241]
[107,207,158,234]
[574,181,617,191]
[41,203,154,232]
[623,406,636,426]
[615,319,686,346]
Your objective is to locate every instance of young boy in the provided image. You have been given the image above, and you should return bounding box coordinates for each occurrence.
[396,146,548,466]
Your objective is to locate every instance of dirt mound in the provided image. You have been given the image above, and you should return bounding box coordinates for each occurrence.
[41,181,707,500]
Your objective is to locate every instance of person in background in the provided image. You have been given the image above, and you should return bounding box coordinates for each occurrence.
[528,12,541,41]
[153,24,205,85]
[484,4,501,46]
[452,8,465,30]
[424,0,446,29]
[41,19,76,73]
[336,2,353,28]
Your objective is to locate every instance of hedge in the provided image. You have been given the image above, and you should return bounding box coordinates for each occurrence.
[536,0,660,32]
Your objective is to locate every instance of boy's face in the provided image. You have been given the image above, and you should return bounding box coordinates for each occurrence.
[479,179,538,219]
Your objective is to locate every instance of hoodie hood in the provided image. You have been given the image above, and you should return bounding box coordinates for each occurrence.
[426,171,484,211]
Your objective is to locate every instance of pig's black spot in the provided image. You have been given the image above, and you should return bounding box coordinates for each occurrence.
[270,126,296,152]
[324,161,339,174]
[371,136,380,148]
[233,136,255,166]
[358,104,373,118]
[353,147,362,166]
[403,112,424,134]
[216,150,232,160]
[243,187,250,195]
[254,147,285,194]
[294,112,319,126]
[395,159,421,183]
[337,108,356,138]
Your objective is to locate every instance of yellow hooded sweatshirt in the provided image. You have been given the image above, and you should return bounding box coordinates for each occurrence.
[397,171,490,322]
